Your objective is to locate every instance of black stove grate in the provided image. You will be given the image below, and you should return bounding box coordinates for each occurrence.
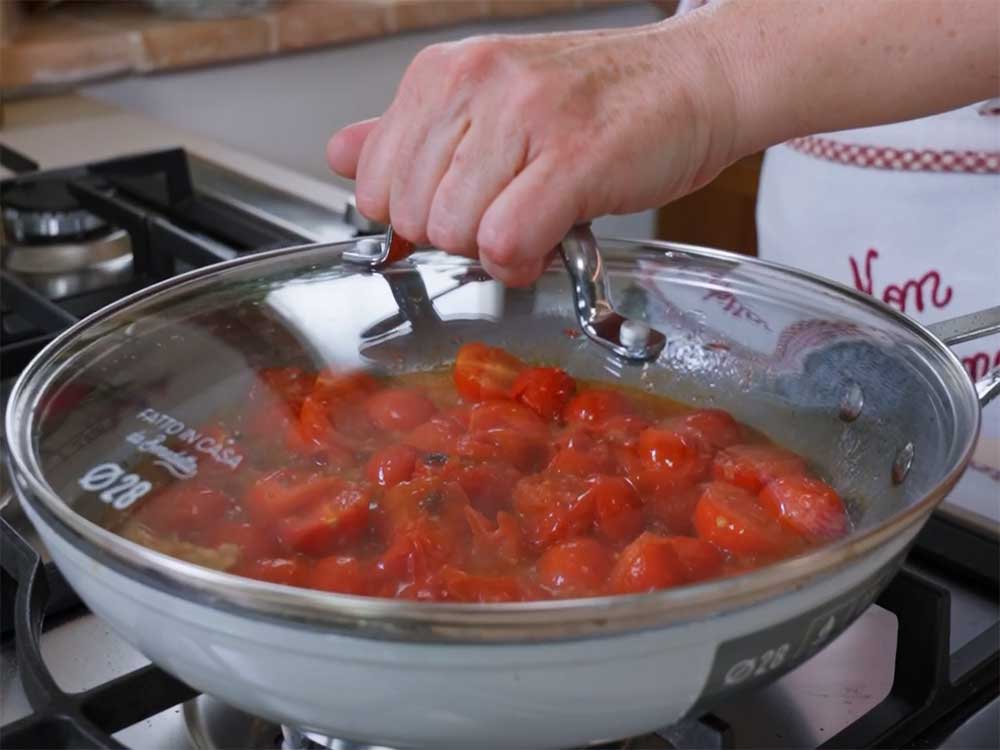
[1,510,996,750]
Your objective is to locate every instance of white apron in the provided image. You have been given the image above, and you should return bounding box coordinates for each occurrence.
[756,104,1000,520]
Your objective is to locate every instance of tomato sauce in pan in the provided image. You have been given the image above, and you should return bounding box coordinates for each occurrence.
[117,343,850,602]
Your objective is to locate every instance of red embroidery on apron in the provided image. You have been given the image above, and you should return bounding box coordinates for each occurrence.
[787,136,1000,174]
[849,248,953,314]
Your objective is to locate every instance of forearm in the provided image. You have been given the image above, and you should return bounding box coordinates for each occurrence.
[687,0,1000,160]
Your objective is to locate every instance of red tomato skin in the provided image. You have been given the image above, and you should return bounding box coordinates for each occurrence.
[465,507,522,566]
[536,538,613,597]
[693,482,804,557]
[456,430,547,473]
[244,471,342,523]
[513,474,594,550]
[666,409,743,449]
[637,427,710,485]
[365,388,436,432]
[664,536,724,581]
[366,444,419,488]
[638,478,703,535]
[712,444,807,493]
[511,367,576,420]
[547,446,612,478]
[453,343,525,401]
[308,555,369,595]
[563,389,631,427]
[404,416,465,454]
[451,461,522,518]
[609,532,686,594]
[586,476,643,544]
[438,566,526,603]
[136,485,232,534]
[598,414,652,448]
[276,482,372,556]
[759,475,848,542]
[467,400,549,441]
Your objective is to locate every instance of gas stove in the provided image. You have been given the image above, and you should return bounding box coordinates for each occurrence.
[1,143,997,750]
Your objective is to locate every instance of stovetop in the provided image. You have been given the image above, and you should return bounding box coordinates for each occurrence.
[1,145,997,750]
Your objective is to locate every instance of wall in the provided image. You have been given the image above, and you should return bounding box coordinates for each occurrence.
[84,3,665,239]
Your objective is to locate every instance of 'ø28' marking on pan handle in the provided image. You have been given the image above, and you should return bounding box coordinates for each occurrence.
[79,462,153,510]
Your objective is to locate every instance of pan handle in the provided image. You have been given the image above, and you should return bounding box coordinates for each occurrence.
[342,225,417,268]
[558,224,666,363]
[926,305,1000,407]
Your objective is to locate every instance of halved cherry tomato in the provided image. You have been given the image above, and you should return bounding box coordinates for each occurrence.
[456,430,547,473]
[587,476,643,544]
[547,445,613,478]
[438,566,525,603]
[513,474,594,549]
[244,470,342,522]
[235,557,307,587]
[365,388,436,432]
[664,536,724,581]
[511,367,576,420]
[404,415,466,454]
[249,367,315,413]
[641,481,703,535]
[693,482,804,557]
[308,555,369,595]
[453,342,525,401]
[609,532,686,594]
[467,400,549,442]
[599,414,651,448]
[135,485,232,534]
[276,482,372,556]
[536,538,612,597]
[563,389,632,427]
[376,516,456,585]
[637,427,710,485]
[381,476,470,533]
[451,461,522,518]
[299,391,377,450]
[465,507,522,566]
[666,409,742,449]
[712,444,807,493]
[759,475,848,542]
[366,444,418,488]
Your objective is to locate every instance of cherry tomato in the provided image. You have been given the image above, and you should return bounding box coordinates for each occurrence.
[586,476,643,544]
[465,507,522,566]
[135,485,232,534]
[759,475,848,542]
[598,414,651,448]
[563,389,632,427]
[453,342,525,401]
[404,415,466,454]
[276,481,372,556]
[547,445,613,478]
[244,470,343,522]
[693,482,804,557]
[467,400,549,441]
[366,444,419,488]
[640,480,703,535]
[513,474,594,549]
[235,557,306,587]
[664,536,724,582]
[456,430,547,473]
[376,516,456,585]
[308,555,369,595]
[536,538,613,597]
[381,476,470,534]
[365,388,436,432]
[249,367,315,412]
[313,369,379,398]
[609,532,686,594]
[712,444,807,493]
[299,391,376,450]
[451,461,522,518]
[637,427,710,485]
[511,367,576,420]
[667,409,742,449]
[439,566,525,603]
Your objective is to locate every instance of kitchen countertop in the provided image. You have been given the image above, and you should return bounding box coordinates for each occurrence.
[1,0,651,93]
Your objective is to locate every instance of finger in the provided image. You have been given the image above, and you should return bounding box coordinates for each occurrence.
[479,249,554,288]
[426,123,528,256]
[477,156,582,280]
[388,116,470,245]
[354,113,403,224]
[326,118,379,179]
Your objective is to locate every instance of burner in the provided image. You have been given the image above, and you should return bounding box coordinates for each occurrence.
[2,228,132,299]
[1,174,107,242]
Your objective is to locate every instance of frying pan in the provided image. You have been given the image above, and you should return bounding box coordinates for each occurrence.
[5,228,998,749]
